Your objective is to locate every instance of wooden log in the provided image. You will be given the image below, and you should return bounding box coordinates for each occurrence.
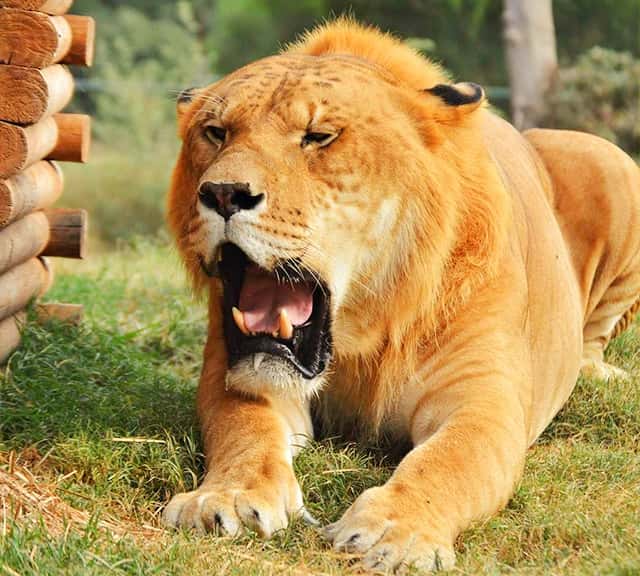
[0,9,94,68]
[36,302,83,325]
[0,211,49,274]
[0,114,91,178]
[0,8,71,68]
[62,15,95,67]
[0,117,57,179]
[0,65,74,124]
[0,258,50,321]
[0,161,63,229]
[42,208,87,259]
[50,114,91,162]
[0,1,73,15]
[0,311,25,365]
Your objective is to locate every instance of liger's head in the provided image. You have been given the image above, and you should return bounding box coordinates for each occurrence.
[167,20,493,398]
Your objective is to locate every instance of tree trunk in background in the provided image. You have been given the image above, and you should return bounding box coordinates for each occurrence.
[503,0,557,130]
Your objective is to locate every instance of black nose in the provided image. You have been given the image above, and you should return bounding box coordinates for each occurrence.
[198,181,264,221]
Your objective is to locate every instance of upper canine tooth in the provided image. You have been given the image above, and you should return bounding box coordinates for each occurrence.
[278,309,293,340]
[216,246,223,262]
[232,306,250,336]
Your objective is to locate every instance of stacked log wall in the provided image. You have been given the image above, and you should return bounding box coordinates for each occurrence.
[0,0,92,363]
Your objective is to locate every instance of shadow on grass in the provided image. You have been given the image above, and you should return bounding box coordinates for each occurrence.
[0,316,206,500]
[1,318,197,445]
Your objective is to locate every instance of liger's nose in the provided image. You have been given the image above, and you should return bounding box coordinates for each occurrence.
[198,181,264,221]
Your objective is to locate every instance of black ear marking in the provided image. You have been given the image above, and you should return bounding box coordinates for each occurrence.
[425,82,485,106]
[177,87,197,104]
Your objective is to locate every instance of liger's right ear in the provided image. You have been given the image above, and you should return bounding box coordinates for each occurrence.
[176,87,201,140]
[176,87,200,120]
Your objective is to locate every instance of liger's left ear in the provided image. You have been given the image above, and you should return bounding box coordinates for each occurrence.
[424,82,486,116]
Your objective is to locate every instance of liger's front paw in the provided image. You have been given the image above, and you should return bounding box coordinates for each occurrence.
[164,486,291,538]
[163,462,308,538]
[324,486,455,573]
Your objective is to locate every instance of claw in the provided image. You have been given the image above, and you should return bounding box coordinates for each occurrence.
[301,508,320,527]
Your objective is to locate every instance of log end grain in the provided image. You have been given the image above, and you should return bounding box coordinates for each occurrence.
[0,65,74,124]
[0,211,50,275]
[0,161,64,229]
[0,114,89,178]
[0,258,51,321]
[0,121,29,180]
[0,8,72,68]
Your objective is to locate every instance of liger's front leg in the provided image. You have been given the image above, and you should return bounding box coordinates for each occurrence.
[163,331,313,537]
[326,376,528,572]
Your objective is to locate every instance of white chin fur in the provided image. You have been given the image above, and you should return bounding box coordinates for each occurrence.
[225,354,324,399]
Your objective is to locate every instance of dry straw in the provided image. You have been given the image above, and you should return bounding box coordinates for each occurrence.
[0,449,161,539]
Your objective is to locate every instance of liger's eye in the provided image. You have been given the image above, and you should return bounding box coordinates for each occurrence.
[203,125,227,145]
[301,131,339,148]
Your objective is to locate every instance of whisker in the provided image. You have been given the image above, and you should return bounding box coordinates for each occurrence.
[352,273,377,297]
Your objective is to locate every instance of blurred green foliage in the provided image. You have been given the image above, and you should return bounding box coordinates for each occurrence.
[73,1,209,147]
[554,0,640,63]
[71,0,640,108]
[547,47,640,155]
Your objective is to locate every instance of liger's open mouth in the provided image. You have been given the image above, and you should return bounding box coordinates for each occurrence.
[203,243,332,379]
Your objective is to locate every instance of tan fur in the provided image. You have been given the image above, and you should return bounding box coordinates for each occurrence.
[164,19,640,572]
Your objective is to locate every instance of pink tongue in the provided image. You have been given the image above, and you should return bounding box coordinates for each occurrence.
[239,265,314,334]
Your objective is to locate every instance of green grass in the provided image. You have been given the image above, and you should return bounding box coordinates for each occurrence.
[1,240,639,575]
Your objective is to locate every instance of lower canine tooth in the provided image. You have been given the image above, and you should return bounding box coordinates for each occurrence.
[232,306,250,336]
[253,353,265,372]
[278,309,294,340]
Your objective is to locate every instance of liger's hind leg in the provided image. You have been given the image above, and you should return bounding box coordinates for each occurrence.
[581,278,640,381]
